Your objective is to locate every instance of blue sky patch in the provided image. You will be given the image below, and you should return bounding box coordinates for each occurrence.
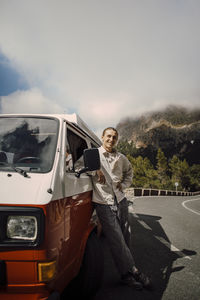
[0,53,28,96]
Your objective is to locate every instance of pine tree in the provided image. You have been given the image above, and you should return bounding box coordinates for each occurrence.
[169,156,191,191]
[156,148,169,188]
[190,164,200,191]
[169,155,181,190]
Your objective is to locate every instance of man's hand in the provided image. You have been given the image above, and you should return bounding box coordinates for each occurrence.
[116,182,123,191]
[97,170,106,184]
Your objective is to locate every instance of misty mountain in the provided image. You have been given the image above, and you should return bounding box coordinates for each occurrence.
[116,105,200,165]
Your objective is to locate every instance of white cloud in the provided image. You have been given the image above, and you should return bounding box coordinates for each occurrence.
[1,88,64,114]
[79,95,128,128]
[0,0,200,133]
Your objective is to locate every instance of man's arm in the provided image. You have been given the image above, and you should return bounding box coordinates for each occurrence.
[120,157,133,190]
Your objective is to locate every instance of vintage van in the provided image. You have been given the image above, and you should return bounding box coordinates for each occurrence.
[0,113,103,300]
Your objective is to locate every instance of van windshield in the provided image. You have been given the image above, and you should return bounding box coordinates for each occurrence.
[0,117,59,174]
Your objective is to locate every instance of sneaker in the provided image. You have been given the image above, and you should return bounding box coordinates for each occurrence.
[133,271,152,289]
[121,274,143,290]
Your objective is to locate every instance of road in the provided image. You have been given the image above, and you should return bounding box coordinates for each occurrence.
[62,195,200,300]
[93,195,200,300]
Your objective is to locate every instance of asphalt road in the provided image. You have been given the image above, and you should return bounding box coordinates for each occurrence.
[93,195,200,300]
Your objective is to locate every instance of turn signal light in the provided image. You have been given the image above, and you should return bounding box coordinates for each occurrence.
[38,260,56,282]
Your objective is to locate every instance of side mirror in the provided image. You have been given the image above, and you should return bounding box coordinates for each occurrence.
[75,148,100,177]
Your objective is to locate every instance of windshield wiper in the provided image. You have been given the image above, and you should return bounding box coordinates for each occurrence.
[12,167,29,178]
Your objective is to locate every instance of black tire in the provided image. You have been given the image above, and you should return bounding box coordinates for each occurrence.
[63,231,104,299]
[78,231,104,297]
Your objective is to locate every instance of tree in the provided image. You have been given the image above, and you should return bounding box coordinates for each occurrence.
[128,155,159,188]
[169,155,182,189]
[169,155,191,191]
[156,148,170,188]
[179,159,191,191]
[190,164,200,191]
[128,155,146,187]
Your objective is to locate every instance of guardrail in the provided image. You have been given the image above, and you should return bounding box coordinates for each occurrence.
[126,188,200,197]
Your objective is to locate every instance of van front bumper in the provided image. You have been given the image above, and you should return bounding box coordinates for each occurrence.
[0,282,60,300]
[0,290,60,300]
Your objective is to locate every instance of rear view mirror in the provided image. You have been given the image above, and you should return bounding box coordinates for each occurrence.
[84,148,100,171]
[75,148,100,177]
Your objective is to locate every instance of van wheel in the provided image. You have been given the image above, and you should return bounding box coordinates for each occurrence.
[78,230,104,297]
[64,231,104,299]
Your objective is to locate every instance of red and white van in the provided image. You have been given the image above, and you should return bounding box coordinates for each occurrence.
[0,114,102,299]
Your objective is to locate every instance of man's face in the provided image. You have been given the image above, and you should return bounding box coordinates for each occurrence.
[102,129,118,152]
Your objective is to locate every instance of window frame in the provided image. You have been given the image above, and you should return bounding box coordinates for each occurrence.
[65,125,89,173]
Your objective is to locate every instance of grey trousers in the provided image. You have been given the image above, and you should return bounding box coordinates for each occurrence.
[94,198,135,276]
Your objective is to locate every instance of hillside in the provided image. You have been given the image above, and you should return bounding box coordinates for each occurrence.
[116,105,200,165]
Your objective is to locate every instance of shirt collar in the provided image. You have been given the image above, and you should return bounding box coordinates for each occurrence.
[99,146,117,155]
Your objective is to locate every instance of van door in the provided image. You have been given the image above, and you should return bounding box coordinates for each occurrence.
[63,126,93,265]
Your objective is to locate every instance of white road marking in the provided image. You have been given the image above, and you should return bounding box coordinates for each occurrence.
[182,197,200,216]
[155,236,192,260]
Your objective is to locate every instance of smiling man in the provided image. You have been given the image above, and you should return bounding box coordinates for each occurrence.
[92,127,151,290]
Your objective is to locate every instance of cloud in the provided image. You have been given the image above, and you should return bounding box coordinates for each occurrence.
[0,88,64,114]
[0,0,200,133]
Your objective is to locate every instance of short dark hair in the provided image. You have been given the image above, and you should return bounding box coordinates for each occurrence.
[102,127,118,137]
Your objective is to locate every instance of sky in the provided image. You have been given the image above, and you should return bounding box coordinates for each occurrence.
[0,0,200,137]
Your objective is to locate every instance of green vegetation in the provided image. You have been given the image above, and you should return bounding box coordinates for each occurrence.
[117,140,200,192]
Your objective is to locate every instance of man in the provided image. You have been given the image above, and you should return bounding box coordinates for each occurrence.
[92,127,151,290]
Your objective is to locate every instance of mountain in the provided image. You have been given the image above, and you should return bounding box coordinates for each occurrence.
[116,105,200,165]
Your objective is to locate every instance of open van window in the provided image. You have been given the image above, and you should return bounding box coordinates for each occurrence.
[66,128,88,172]
[0,117,59,173]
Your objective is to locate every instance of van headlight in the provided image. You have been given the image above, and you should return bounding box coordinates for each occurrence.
[0,206,44,248]
[7,216,38,240]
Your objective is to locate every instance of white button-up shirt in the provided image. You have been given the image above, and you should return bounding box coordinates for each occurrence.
[92,146,133,205]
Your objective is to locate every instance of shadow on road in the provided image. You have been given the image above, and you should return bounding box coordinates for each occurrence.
[93,212,196,300]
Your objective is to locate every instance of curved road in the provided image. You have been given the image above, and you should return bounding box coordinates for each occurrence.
[94,195,200,300]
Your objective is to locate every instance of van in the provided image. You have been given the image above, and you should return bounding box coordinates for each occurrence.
[0,113,103,299]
